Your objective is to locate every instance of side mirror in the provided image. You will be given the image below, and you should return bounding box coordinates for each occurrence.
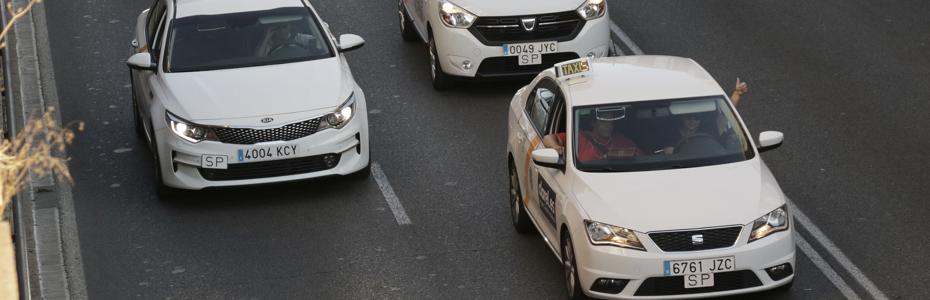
[532,148,564,170]
[338,34,365,52]
[757,131,784,152]
[127,52,156,71]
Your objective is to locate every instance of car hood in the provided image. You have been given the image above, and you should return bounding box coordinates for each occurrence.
[161,57,351,126]
[572,159,786,233]
[453,0,585,16]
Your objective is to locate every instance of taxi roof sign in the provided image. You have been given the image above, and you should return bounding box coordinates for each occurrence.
[554,58,592,80]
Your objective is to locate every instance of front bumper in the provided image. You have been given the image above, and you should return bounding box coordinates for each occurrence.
[573,223,796,299]
[432,14,610,78]
[154,108,370,190]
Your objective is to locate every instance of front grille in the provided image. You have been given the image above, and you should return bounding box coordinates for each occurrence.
[649,226,742,252]
[470,11,585,46]
[476,52,579,77]
[634,270,762,296]
[213,117,322,145]
[198,153,339,181]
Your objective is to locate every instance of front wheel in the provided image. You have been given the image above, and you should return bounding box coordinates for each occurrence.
[562,233,588,300]
[398,1,419,42]
[509,161,531,233]
[428,35,453,90]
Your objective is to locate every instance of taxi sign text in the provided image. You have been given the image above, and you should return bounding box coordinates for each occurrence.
[555,58,592,80]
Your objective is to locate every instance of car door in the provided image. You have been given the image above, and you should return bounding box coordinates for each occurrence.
[517,78,564,239]
[534,89,569,244]
[130,0,167,138]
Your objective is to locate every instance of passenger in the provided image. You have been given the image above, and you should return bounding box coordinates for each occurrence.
[543,108,641,161]
[663,78,749,154]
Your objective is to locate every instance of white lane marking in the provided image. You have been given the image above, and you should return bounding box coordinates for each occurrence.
[371,162,412,225]
[609,21,644,55]
[795,233,860,300]
[610,41,624,56]
[607,16,889,299]
[788,200,889,300]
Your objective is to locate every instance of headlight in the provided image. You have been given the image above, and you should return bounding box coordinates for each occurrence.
[749,205,789,242]
[577,0,606,20]
[585,220,645,251]
[439,0,477,29]
[165,111,213,143]
[319,93,357,131]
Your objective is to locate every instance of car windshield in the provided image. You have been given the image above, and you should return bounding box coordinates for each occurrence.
[165,7,333,72]
[572,96,754,172]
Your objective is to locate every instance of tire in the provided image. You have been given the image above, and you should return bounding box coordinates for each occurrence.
[150,134,183,200]
[130,73,145,139]
[428,34,453,90]
[509,160,532,234]
[398,1,419,42]
[774,277,794,292]
[562,233,589,300]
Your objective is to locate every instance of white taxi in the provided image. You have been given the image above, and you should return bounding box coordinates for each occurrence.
[127,0,370,197]
[506,57,795,299]
[397,0,610,89]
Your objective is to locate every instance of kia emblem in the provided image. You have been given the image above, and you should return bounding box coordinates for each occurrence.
[691,234,704,245]
[521,17,536,31]
[260,117,274,124]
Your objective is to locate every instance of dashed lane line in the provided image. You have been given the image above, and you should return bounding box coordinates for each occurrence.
[371,162,412,225]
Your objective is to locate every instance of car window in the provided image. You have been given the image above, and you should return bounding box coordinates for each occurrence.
[525,79,561,134]
[165,7,334,72]
[151,14,167,61]
[572,96,754,172]
[146,0,167,47]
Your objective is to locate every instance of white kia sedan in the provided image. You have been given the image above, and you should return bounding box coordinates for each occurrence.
[507,57,795,299]
[398,0,610,89]
[127,0,370,196]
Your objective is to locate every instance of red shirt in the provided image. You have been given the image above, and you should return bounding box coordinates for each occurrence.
[559,132,642,161]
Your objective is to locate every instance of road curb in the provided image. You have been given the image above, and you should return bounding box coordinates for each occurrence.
[5,0,88,299]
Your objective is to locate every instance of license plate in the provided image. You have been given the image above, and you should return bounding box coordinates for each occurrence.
[503,41,558,66]
[201,154,228,169]
[237,144,300,162]
[664,256,735,289]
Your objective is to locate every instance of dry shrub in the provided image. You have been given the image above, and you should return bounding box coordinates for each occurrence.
[0,108,82,220]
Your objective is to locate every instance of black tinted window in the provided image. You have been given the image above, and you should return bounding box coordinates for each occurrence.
[166,7,333,72]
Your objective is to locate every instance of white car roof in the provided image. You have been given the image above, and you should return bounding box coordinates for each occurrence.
[175,0,307,18]
[561,56,727,107]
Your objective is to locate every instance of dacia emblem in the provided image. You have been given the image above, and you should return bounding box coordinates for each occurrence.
[521,17,536,31]
[260,117,274,124]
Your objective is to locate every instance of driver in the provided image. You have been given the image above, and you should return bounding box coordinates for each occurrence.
[662,79,750,154]
[543,107,642,161]
[258,23,313,56]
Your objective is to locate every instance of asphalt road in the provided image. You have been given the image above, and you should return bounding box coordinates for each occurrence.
[41,0,928,299]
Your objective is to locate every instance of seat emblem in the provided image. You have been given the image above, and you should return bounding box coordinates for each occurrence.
[691,234,704,245]
[261,117,274,124]
[521,17,537,31]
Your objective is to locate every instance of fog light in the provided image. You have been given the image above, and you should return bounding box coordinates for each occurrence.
[586,52,596,59]
[323,154,339,168]
[462,60,472,70]
[590,278,628,294]
[765,263,794,281]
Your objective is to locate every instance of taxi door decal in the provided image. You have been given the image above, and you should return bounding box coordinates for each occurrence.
[537,177,557,227]
[522,136,541,206]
